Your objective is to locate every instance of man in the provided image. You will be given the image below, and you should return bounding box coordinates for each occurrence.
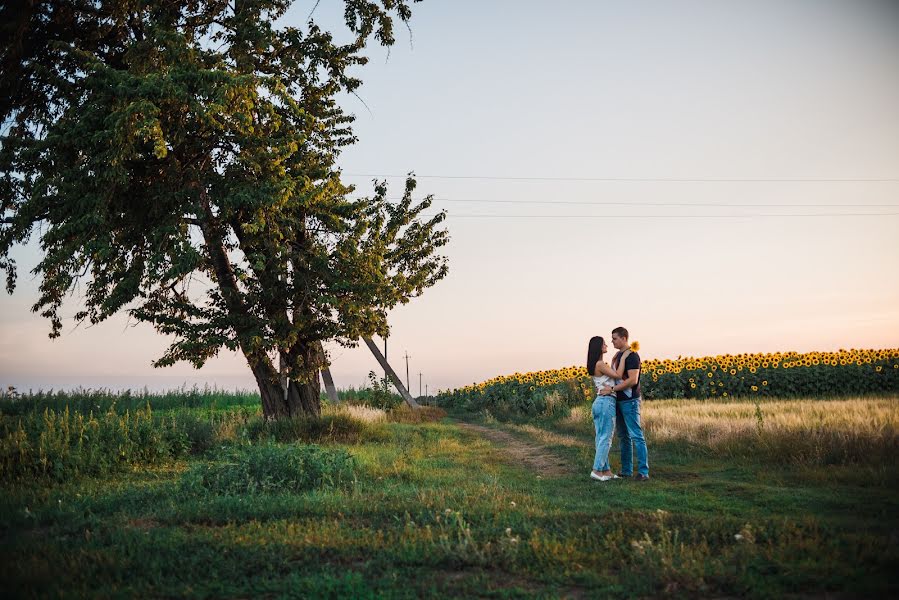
[599,326,650,481]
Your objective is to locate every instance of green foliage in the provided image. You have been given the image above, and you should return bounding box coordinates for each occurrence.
[362,370,405,410]
[181,443,355,495]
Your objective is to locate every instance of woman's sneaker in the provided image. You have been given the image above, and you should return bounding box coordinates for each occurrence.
[590,471,612,481]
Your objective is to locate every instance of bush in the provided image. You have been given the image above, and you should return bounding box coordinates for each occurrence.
[181,443,356,495]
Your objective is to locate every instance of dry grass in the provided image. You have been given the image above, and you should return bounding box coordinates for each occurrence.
[646,397,896,442]
[506,424,583,449]
[322,403,446,425]
[556,396,899,466]
[386,405,447,424]
[323,403,387,424]
[560,405,592,431]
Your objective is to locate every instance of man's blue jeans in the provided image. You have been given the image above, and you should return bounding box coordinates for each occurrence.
[591,395,616,471]
[616,398,649,476]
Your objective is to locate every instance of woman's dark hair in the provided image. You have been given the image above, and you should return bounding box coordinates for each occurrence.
[587,336,605,376]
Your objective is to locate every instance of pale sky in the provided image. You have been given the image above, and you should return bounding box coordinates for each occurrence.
[2,0,898,393]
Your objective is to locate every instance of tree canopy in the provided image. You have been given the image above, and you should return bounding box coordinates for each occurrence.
[0,0,449,418]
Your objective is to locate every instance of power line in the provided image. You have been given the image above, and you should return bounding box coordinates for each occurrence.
[345,173,899,183]
[350,196,899,208]
[421,212,899,219]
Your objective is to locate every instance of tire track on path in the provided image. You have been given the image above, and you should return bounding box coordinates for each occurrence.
[453,420,574,478]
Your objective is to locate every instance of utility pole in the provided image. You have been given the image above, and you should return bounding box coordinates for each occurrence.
[320,368,339,404]
[425,384,428,400]
[419,372,422,397]
[404,350,411,393]
[362,337,418,408]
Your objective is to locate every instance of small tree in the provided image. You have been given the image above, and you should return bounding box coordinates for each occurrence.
[0,0,448,418]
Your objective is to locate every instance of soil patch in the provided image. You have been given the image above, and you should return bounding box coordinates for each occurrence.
[126,518,159,530]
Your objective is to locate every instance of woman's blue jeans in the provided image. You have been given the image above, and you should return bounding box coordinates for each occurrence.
[592,395,616,472]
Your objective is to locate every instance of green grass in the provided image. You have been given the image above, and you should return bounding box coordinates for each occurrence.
[1,394,897,598]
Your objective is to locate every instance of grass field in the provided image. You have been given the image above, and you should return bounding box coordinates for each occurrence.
[1,392,897,598]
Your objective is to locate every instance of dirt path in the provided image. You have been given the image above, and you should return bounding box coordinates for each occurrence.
[454,421,574,477]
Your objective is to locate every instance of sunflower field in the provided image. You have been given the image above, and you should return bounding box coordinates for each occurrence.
[437,348,899,414]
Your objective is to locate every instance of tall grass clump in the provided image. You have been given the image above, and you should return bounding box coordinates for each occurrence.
[326,403,387,424]
[181,442,356,495]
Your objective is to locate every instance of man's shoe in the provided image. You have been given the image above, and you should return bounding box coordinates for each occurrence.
[616,472,632,478]
[635,474,650,482]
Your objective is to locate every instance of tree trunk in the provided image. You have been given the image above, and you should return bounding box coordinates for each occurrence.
[287,376,321,417]
[247,357,322,419]
[247,353,290,419]
[284,343,324,417]
[245,343,322,420]
[197,191,322,420]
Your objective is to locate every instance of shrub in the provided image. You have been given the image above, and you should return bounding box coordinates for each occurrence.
[181,443,356,495]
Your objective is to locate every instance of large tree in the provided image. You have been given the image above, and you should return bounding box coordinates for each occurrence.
[0,0,448,418]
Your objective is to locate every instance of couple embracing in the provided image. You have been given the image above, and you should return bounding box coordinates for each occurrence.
[587,327,650,482]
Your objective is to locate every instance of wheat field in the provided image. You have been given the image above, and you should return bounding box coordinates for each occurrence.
[559,396,899,466]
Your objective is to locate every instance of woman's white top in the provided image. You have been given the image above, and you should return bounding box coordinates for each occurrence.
[592,374,620,396]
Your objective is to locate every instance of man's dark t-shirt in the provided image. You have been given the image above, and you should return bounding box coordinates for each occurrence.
[612,351,641,401]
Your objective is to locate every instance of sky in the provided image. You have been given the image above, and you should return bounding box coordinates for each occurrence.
[1,0,898,394]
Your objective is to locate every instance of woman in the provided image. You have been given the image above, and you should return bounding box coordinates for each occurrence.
[587,335,630,481]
